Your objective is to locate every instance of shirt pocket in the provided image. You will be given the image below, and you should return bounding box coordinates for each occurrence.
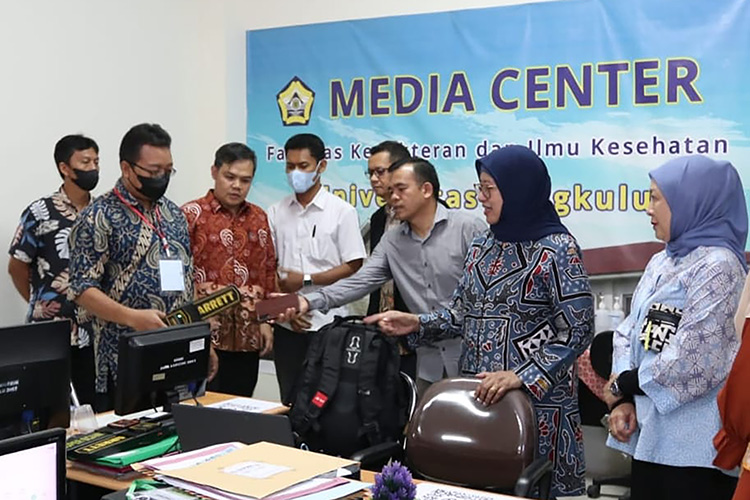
[308,231,338,266]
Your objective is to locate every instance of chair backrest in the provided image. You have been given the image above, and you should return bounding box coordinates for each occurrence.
[405,378,537,490]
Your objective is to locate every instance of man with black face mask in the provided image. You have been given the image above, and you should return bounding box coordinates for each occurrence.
[68,123,217,411]
[8,134,100,406]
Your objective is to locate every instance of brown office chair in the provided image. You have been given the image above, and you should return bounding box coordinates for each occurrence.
[403,378,553,499]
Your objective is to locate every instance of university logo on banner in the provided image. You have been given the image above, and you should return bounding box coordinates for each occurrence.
[276,76,315,126]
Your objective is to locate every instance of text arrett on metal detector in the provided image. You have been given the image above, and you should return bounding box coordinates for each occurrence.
[165,285,242,325]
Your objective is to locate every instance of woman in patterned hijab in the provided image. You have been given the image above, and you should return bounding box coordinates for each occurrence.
[604,155,747,500]
[368,145,594,498]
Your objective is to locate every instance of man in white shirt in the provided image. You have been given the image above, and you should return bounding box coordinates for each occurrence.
[267,133,366,404]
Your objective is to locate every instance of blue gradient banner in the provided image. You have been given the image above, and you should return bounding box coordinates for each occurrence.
[246,0,750,250]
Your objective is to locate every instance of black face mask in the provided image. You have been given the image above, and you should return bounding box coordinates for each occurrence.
[71,168,99,191]
[136,174,170,201]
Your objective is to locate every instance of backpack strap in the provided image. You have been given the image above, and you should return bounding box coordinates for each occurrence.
[294,325,348,436]
[357,328,385,445]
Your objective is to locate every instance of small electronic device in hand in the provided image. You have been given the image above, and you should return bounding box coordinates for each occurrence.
[256,294,300,322]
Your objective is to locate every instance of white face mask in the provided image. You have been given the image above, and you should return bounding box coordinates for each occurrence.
[287,162,321,194]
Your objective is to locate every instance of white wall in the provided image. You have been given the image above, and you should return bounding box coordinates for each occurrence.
[0,0,228,324]
[0,0,554,325]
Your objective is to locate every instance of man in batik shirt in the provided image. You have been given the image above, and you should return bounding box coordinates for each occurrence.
[182,143,276,397]
[68,123,215,411]
[9,134,100,405]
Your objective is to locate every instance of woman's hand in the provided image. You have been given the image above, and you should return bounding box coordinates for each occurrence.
[474,371,522,406]
[363,311,420,336]
[608,402,637,443]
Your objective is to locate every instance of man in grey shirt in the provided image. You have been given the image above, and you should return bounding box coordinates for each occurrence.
[287,156,487,393]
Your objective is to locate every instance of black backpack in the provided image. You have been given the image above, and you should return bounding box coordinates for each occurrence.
[289,316,406,457]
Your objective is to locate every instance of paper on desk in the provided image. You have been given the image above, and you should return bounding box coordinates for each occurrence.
[223,461,291,479]
[207,397,284,413]
[294,480,369,500]
[416,482,520,500]
[159,476,350,500]
[160,441,358,498]
[122,487,200,500]
[134,442,244,472]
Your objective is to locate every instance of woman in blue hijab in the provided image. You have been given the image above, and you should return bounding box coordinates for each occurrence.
[367,145,595,498]
[604,155,747,500]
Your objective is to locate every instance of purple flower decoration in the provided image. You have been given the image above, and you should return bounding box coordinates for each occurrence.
[370,461,417,500]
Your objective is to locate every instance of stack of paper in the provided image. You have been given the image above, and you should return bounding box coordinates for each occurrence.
[207,397,285,414]
[134,441,367,500]
[134,442,245,473]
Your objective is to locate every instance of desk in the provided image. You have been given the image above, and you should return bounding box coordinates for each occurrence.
[100,471,521,500]
[359,471,522,499]
[67,392,287,490]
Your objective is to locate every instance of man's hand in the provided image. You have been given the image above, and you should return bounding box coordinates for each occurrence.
[474,371,522,406]
[363,311,419,336]
[603,373,623,409]
[208,345,219,382]
[278,269,304,293]
[126,309,167,332]
[289,315,312,332]
[273,294,309,323]
[608,402,638,443]
[259,323,273,357]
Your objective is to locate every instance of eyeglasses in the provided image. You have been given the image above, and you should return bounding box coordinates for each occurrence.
[474,183,498,198]
[365,167,388,179]
[130,161,177,179]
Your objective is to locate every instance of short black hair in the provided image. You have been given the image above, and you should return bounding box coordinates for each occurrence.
[388,156,440,199]
[370,141,409,166]
[119,123,171,164]
[284,133,325,163]
[214,142,257,172]
[54,134,99,178]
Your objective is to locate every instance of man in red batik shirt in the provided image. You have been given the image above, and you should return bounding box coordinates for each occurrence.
[182,143,275,397]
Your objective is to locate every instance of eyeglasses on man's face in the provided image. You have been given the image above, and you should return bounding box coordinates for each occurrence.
[474,183,498,198]
[130,161,177,179]
[365,167,388,179]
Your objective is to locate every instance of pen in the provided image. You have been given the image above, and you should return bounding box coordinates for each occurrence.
[312,225,316,238]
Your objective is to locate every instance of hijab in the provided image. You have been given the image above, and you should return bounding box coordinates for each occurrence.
[475,145,568,242]
[649,155,748,271]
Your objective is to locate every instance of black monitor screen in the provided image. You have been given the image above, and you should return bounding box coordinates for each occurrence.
[0,320,71,438]
[115,322,211,416]
[0,427,66,499]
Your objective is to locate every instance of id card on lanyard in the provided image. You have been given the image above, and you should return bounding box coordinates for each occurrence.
[114,188,185,292]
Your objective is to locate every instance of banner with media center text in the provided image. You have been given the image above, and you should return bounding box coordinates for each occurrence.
[246,0,750,255]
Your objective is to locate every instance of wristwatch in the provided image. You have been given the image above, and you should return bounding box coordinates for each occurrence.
[303,274,313,287]
[610,377,623,398]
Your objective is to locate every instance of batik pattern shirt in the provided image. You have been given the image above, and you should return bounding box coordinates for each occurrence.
[9,186,91,347]
[68,179,194,393]
[415,232,594,498]
[608,246,744,468]
[182,191,276,352]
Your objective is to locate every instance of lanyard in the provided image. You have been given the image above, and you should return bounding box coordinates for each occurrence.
[114,188,171,257]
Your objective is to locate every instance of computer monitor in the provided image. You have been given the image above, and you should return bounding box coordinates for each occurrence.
[0,427,66,499]
[115,322,211,416]
[0,320,71,439]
